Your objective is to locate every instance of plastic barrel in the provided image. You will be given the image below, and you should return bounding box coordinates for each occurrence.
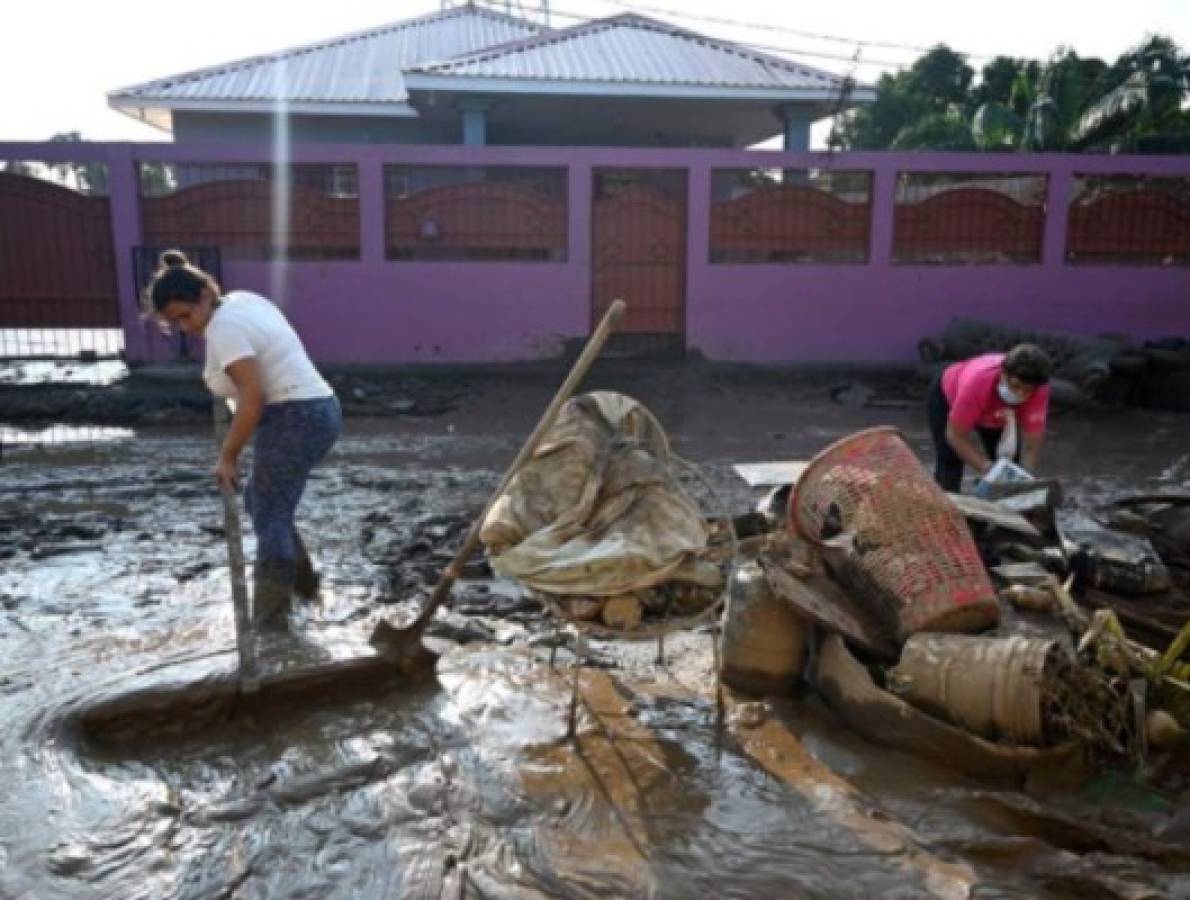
[719,562,808,695]
[890,633,1059,745]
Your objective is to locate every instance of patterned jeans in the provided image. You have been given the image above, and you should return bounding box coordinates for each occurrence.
[244,396,341,565]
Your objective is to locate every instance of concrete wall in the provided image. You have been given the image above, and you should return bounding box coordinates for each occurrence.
[2,141,1188,366]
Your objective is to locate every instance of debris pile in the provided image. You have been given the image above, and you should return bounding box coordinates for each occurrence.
[920,317,1190,411]
[722,426,1190,778]
[479,392,727,635]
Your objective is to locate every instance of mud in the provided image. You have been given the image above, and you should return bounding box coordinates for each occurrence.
[2,371,1189,898]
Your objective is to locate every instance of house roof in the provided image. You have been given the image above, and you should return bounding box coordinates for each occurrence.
[108,5,542,126]
[405,13,870,100]
[109,6,871,132]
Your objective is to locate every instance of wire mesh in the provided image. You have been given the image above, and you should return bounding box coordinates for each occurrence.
[710,168,872,264]
[139,163,360,261]
[385,165,568,262]
[893,172,1047,264]
[0,163,122,361]
[1067,175,1190,265]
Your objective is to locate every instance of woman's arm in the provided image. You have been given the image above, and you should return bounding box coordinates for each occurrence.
[1021,430,1044,473]
[945,421,992,477]
[215,357,265,490]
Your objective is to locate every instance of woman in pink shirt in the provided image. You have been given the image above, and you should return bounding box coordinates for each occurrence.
[927,344,1053,492]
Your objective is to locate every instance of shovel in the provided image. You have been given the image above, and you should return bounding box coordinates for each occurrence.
[77,399,401,745]
[370,299,627,669]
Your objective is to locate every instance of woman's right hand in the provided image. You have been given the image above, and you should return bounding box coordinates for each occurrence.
[214,454,239,493]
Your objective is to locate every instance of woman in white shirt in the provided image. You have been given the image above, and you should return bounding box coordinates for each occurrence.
[147,251,341,628]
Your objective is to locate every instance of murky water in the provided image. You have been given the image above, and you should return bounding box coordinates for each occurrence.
[1,424,135,445]
[2,385,1188,898]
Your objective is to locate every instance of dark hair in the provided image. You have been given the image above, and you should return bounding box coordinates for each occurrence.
[144,250,220,313]
[1003,343,1052,386]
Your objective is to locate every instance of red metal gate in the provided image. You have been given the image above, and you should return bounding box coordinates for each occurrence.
[591,169,687,353]
[0,171,121,357]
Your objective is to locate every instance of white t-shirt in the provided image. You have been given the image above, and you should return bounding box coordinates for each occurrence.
[202,291,333,403]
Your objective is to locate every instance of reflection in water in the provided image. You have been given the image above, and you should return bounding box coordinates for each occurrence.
[1,424,135,445]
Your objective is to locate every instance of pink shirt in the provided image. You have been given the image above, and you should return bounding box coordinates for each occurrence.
[942,353,1050,434]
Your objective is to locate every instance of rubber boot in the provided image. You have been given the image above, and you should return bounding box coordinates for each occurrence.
[253,558,296,629]
[294,531,320,600]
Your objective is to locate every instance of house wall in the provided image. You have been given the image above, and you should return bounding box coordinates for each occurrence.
[172,113,460,145]
[1,141,1187,366]
[173,95,796,148]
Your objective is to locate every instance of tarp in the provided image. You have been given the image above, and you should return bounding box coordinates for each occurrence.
[480,392,719,596]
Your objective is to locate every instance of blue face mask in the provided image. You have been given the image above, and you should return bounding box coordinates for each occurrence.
[997,379,1027,406]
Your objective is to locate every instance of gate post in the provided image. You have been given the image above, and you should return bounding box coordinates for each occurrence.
[1041,166,1072,266]
[568,160,592,330]
[105,144,149,363]
[868,161,897,266]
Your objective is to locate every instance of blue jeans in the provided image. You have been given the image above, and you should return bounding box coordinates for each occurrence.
[244,396,341,565]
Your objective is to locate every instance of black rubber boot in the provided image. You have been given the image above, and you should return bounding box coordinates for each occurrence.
[294,531,320,600]
[253,559,296,629]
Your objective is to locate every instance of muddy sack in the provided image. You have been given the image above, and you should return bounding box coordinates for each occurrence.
[480,392,718,596]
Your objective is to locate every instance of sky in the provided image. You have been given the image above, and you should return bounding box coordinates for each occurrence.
[1,0,1187,144]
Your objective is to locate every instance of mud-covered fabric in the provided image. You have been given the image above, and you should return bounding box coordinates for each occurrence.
[480,391,718,596]
[244,396,341,565]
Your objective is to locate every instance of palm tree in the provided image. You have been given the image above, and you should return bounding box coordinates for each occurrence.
[972,38,1190,153]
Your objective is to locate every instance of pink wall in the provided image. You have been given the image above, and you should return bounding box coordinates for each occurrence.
[2,142,1188,365]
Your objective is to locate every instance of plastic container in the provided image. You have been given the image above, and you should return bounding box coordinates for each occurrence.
[974,459,1033,499]
[1073,551,1173,596]
[890,633,1060,745]
[719,562,808,695]
[790,427,999,641]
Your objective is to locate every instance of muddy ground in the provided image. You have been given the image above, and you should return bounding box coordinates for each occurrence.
[1,366,1189,899]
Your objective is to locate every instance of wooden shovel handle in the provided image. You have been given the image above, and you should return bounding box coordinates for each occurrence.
[214,400,258,687]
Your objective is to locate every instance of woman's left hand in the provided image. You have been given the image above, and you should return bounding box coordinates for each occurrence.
[214,454,239,492]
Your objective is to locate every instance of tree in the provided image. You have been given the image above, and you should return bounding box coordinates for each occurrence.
[971,56,1026,108]
[139,162,176,196]
[830,45,974,150]
[0,160,35,177]
[892,112,976,150]
[831,34,1189,153]
[48,131,108,194]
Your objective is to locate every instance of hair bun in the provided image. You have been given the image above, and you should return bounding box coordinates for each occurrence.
[160,249,188,268]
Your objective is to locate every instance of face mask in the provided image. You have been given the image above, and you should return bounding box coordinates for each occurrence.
[997,380,1027,406]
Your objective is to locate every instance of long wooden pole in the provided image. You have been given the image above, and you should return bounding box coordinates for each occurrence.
[214,399,258,691]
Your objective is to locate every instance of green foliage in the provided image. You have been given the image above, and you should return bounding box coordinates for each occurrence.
[139,163,176,196]
[830,46,975,150]
[902,45,975,114]
[891,112,976,150]
[0,160,35,177]
[971,57,1023,108]
[972,102,1024,149]
[48,131,108,193]
[829,34,1189,153]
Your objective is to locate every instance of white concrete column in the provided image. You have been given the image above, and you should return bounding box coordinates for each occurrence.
[775,104,813,152]
[457,99,491,146]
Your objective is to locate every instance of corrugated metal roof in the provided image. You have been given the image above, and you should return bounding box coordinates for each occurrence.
[410,13,854,92]
[108,5,541,105]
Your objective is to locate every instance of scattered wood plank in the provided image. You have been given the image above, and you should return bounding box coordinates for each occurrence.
[732,461,809,488]
[948,493,1042,538]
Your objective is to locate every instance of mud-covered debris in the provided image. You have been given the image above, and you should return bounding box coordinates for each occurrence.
[829,381,875,409]
[730,701,770,729]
